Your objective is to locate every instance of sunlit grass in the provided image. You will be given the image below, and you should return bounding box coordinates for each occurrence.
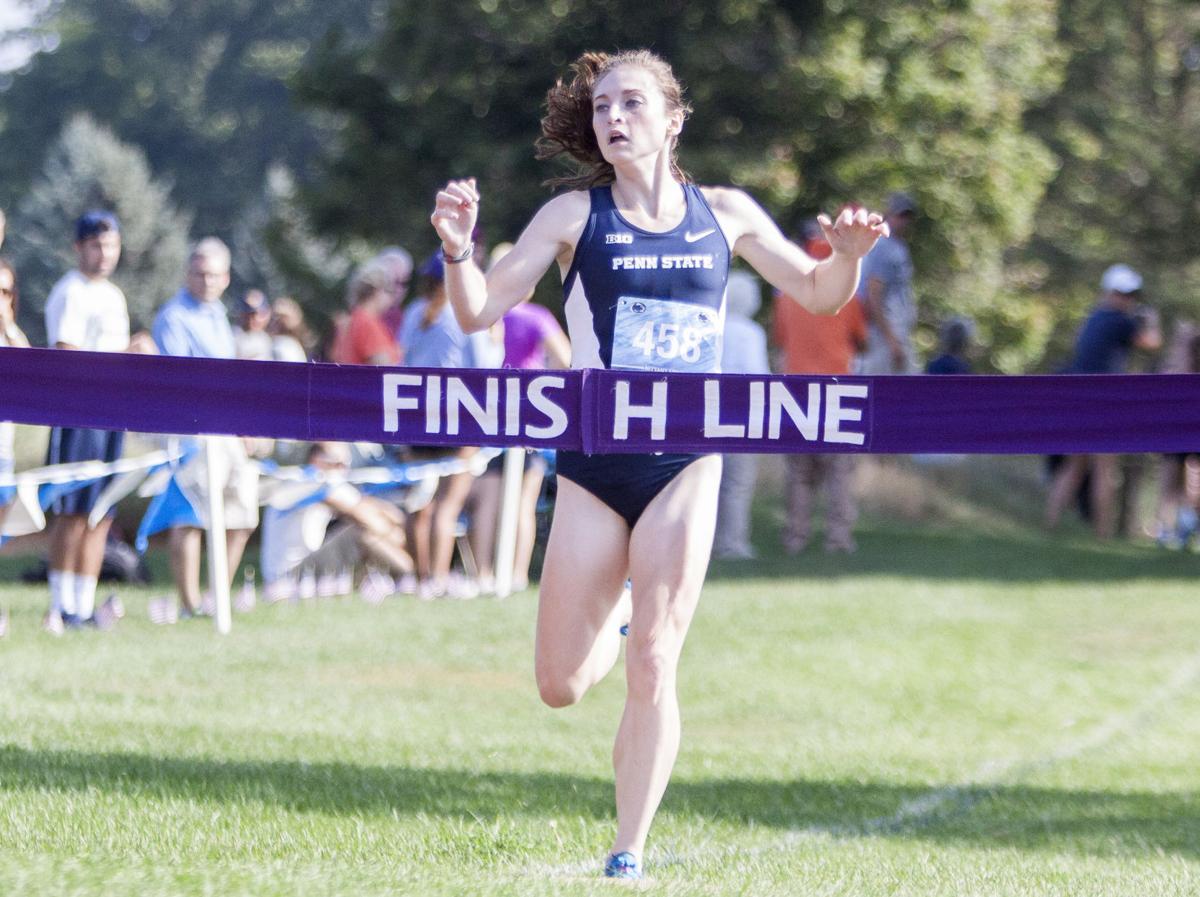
[2,467,1199,895]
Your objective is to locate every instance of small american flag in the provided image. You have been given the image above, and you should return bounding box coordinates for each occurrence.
[264,579,290,604]
[317,572,338,599]
[298,569,317,601]
[148,595,178,626]
[234,578,257,613]
[360,570,393,606]
[103,593,126,620]
[93,594,120,631]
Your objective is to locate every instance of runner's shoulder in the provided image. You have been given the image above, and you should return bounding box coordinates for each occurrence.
[532,190,592,245]
[698,185,758,216]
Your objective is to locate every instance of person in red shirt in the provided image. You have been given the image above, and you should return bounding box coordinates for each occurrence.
[772,223,867,553]
[329,265,401,366]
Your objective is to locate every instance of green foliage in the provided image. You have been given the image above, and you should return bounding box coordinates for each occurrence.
[1021,0,1200,369]
[6,113,190,340]
[295,0,1063,367]
[1,0,1197,372]
[231,164,375,321]
[0,0,378,240]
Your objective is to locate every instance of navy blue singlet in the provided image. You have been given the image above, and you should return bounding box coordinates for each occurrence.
[556,184,731,528]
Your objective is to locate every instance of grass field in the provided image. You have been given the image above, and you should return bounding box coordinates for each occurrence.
[2,457,1200,896]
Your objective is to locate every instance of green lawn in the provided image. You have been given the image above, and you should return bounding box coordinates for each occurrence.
[2,465,1200,896]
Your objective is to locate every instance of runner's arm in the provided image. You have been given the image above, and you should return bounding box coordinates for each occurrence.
[432,182,586,332]
[707,188,887,315]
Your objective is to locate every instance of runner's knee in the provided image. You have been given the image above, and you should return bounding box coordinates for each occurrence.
[625,637,675,704]
[536,666,588,708]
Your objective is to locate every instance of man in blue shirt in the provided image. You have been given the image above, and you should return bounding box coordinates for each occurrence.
[152,238,260,616]
[1046,263,1161,539]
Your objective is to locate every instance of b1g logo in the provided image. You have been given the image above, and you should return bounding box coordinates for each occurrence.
[606,233,633,244]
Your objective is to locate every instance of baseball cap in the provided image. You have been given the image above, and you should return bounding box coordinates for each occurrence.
[886,192,917,216]
[1100,264,1143,294]
[420,251,445,283]
[75,209,120,241]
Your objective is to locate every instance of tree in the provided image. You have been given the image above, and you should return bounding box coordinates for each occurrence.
[231,163,375,312]
[1022,0,1200,369]
[0,0,377,240]
[295,0,1063,370]
[8,113,191,342]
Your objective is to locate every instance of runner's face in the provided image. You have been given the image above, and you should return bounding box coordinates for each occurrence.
[76,231,121,279]
[592,66,679,166]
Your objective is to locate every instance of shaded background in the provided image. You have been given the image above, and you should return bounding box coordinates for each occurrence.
[0,0,1196,371]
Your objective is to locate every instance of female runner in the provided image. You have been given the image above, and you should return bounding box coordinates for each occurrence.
[431,49,887,879]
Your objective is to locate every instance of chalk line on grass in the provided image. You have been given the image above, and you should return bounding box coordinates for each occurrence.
[537,646,1200,878]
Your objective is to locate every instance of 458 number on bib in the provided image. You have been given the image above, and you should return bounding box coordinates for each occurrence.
[631,321,705,364]
[611,296,721,373]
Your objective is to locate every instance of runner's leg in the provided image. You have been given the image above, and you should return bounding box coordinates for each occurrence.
[534,478,630,708]
[612,455,721,859]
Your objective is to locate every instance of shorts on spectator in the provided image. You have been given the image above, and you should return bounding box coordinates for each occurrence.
[46,426,126,516]
[175,436,260,530]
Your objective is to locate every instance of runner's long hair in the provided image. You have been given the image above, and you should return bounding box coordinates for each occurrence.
[536,50,692,191]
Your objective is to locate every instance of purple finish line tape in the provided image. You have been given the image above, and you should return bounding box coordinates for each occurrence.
[2,347,1197,454]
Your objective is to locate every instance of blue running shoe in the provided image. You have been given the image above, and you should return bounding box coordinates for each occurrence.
[604,851,641,879]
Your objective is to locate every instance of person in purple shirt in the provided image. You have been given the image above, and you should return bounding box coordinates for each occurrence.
[468,243,571,593]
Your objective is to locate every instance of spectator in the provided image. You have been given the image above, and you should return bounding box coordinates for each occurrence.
[1045,264,1162,538]
[260,441,413,591]
[467,243,570,592]
[329,263,401,366]
[926,316,974,375]
[857,192,918,374]
[0,257,29,529]
[318,310,349,363]
[1152,324,1200,548]
[773,227,868,554]
[152,237,261,616]
[233,289,274,360]
[43,210,153,631]
[268,296,314,362]
[376,247,415,335]
[399,251,503,598]
[712,270,770,560]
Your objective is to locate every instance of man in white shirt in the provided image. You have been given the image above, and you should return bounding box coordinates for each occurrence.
[43,210,153,630]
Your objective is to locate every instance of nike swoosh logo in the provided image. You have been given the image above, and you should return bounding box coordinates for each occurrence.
[684,228,715,243]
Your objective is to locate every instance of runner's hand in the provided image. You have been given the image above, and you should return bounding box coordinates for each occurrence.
[431,178,480,256]
[817,206,889,260]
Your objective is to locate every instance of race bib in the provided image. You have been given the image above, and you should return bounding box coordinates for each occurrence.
[610,296,721,373]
